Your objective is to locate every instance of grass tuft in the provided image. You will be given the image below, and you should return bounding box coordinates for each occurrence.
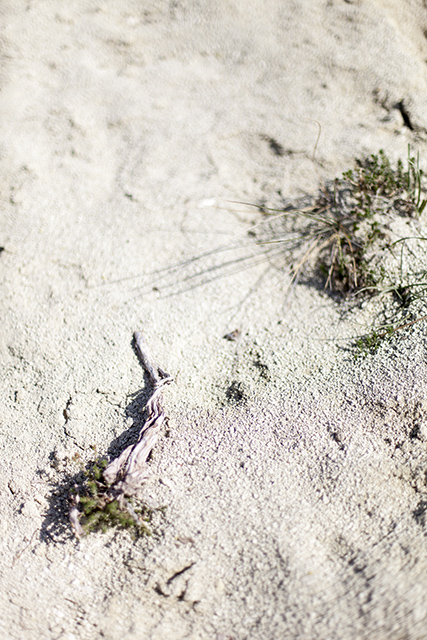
[252,146,427,353]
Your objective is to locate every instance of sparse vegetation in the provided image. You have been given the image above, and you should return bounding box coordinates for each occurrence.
[140,147,426,356]
[70,454,154,536]
[252,145,427,354]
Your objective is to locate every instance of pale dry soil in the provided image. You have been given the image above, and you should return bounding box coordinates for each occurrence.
[2,1,427,639]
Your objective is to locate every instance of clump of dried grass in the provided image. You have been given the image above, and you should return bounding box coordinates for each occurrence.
[256,147,426,298]
[250,146,427,352]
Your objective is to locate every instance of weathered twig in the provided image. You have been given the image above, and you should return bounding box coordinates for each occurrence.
[103,332,172,494]
[69,332,172,538]
[69,486,84,538]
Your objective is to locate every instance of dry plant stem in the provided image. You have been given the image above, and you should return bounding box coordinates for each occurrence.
[373,313,427,341]
[69,332,172,538]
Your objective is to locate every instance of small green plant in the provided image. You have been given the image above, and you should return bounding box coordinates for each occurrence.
[354,326,395,358]
[353,310,427,357]
[71,456,154,536]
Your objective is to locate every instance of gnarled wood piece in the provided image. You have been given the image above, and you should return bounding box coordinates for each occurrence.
[103,332,172,496]
[69,332,172,538]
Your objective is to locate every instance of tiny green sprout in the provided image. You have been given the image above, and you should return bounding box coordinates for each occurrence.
[354,325,396,358]
[79,496,98,511]
[91,458,108,481]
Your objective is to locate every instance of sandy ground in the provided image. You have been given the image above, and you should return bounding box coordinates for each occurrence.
[2,1,427,638]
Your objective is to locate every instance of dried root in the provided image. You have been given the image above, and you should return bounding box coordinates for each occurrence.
[69,332,172,538]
